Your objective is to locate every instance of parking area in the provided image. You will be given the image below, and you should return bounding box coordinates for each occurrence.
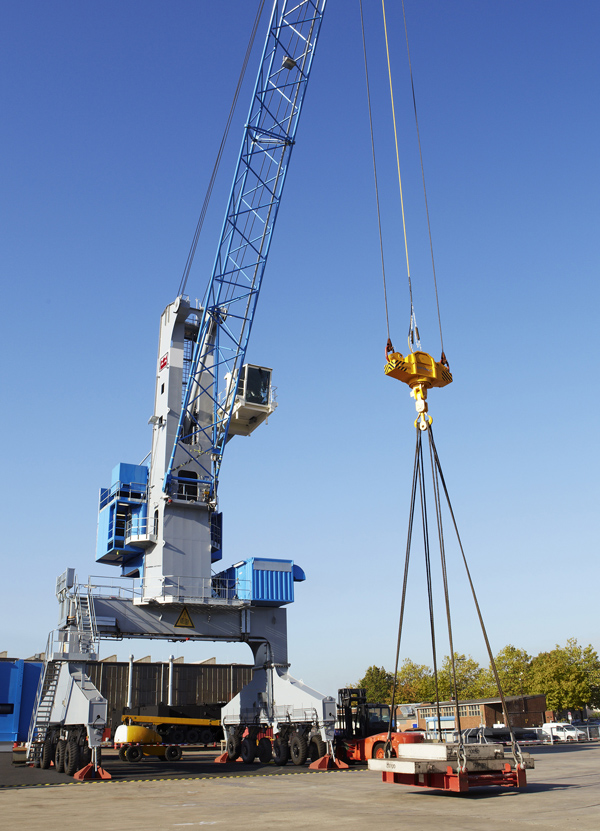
[2,743,600,831]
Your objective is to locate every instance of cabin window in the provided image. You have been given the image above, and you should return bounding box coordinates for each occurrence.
[178,470,198,500]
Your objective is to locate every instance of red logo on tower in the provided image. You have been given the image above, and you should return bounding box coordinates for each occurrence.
[160,353,168,371]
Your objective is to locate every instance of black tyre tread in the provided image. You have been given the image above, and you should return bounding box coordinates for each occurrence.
[54,740,66,773]
[290,733,309,766]
[118,746,128,762]
[40,738,53,770]
[199,728,214,745]
[240,737,257,764]
[165,745,182,761]
[64,741,80,776]
[371,741,385,760]
[257,737,272,764]
[273,737,289,766]
[125,745,143,763]
[226,735,241,762]
[308,737,326,763]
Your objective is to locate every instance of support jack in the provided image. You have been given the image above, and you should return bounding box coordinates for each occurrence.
[308,754,349,771]
[73,763,112,780]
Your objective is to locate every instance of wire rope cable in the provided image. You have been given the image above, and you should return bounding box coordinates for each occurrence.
[386,432,419,753]
[177,0,266,298]
[400,0,446,361]
[359,0,391,342]
[381,0,418,351]
[428,426,524,768]
[428,430,464,751]
[416,431,444,740]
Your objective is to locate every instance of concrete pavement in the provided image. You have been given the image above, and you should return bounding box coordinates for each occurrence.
[2,743,599,830]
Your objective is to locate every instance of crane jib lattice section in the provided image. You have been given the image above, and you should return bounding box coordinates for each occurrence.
[165,1,326,497]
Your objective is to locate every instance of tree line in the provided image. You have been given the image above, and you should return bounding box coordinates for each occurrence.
[353,639,600,713]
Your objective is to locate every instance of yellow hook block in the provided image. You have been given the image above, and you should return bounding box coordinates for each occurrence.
[384,350,452,391]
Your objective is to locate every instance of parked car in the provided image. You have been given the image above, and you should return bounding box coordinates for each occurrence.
[540,722,586,742]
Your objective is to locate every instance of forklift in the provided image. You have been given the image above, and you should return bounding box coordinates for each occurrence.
[334,689,422,762]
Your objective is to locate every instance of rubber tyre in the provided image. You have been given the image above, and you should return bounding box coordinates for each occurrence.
[170,729,185,744]
[308,737,326,763]
[80,744,92,767]
[165,745,182,761]
[257,737,272,764]
[371,741,386,760]
[118,745,128,762]
[186,728,200,744]
[273,737,289,766]
[125,745,143,763]
[290,733,308,766]
[199,728,214,745]
[54,739,66,773]
[226,735,241,762]
[240,737,257,764]
[41,738,54,770]
[64,740,80,776]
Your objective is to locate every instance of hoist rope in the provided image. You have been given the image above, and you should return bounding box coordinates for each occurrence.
[381,0,416,349]
[401,0,445,358]
[177,0,266,298]
[359,0,390,341]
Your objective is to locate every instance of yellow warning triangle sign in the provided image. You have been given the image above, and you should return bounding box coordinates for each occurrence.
[174,606,195,629]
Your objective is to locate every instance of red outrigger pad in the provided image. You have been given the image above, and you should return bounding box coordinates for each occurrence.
[73,763,112,780]
[308,754,349,771]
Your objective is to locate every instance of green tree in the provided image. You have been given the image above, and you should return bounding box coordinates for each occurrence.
[563,639,600,709]
[437,653,492,701]
[394,659,435,704]
[354,666,393,703]
[486,645,532,697]
[529,644,590,711]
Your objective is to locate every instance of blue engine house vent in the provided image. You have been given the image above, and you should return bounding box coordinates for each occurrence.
[96,463,149,568]
[213,558,306,606]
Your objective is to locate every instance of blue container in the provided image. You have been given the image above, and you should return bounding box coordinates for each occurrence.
[0,660,43,744]
[213,558,305,606]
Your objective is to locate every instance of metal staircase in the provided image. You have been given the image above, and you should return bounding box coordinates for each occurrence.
[26,651,61,763]
[27,585,99,763]
[74,583,98,656]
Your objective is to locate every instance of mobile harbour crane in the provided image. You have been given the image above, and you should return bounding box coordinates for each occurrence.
[27,0,336,778]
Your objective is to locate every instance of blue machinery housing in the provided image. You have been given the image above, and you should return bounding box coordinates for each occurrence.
[213,558,306,606]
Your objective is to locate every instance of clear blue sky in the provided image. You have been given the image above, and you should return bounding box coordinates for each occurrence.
[1,1,599,695]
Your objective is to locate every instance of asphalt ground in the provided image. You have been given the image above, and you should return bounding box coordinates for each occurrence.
[2,747,319,787]
[2,743,600,831]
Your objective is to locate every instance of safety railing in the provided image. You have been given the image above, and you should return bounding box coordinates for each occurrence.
[124,516,157,544]
[99,480,148,510]
[139,574,252,605]
[83,573,251,606]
